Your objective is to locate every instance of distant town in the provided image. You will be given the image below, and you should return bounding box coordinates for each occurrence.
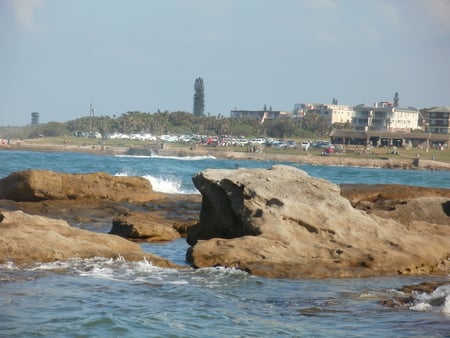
[2,91,450,151]
[230,96,450,149]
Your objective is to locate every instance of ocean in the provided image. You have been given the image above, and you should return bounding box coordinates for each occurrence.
[0,149,449,337]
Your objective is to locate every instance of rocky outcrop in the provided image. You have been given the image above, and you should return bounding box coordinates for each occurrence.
[340,184,450,205]
[110,212,182,242]
[0,170,163,202]
[0,210,179,268]
[340,184,450,226]
[187,165,450,278]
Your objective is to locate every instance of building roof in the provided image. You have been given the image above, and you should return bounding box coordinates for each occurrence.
[330,129,450,141]
[428,106,450,113]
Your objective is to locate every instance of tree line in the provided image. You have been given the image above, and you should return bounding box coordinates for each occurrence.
[1,110,338,140]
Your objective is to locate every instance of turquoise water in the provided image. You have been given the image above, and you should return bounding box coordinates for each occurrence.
[0,150,449,337]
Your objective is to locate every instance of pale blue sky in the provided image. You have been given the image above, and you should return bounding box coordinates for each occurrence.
[1,0,450,126]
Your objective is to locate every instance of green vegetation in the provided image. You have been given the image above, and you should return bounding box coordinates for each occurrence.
[1,110,449,163]
[0,110,331,140]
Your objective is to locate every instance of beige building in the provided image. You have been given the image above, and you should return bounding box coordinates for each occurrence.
[297,103,354,127]
[353,102,419,132]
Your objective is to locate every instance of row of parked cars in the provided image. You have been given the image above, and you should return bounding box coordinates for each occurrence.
[74,131,338,152]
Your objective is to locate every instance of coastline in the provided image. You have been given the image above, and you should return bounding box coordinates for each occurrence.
[2,139,450,171]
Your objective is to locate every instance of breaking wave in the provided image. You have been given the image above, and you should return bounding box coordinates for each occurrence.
[115,172,199,194]
[409,283,450,316]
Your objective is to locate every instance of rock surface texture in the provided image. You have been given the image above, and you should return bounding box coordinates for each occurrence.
[0,210,178,268]
[188,165,450,278]
[0,170,194,267]
[0,170,163,202]
[110,212,182,242]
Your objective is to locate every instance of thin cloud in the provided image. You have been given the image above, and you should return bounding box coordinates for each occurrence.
[10,0,45,31]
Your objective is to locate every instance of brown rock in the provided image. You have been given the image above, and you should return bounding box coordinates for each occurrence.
[340,184,450,226]
[0,210,180,268]
[110,212,181,242]
[187,165,450,278]
[0,170,163,202]
[340,184,450,205]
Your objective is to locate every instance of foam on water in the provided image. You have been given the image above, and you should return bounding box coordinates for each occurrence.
[116,154,216,161]
[3,257,252,289]
[115,172,198,194]
[409,284,450,316]
[143,174,198,194]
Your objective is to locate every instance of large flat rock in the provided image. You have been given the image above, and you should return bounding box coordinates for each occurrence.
[187,165,450,278]
[0,170,163,202]
[0,210,179,268]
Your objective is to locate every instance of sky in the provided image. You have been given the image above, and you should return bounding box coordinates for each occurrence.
[1,0,450,126]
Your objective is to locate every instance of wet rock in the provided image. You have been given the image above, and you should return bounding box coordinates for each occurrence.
[110,212,181,242]
[0,170,163,202]
[187,165,450,279]
[380,281,449,308]
[0,210,180,268]
[340,184,450,226]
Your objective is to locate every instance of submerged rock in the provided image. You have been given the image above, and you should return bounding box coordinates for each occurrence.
[0,210,179,268]
[110,212,181,242]
[0,170,163,202]
[187,165,450,278]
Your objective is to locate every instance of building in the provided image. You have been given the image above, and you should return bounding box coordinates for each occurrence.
[353,102,419,132]
[300,103,354,127]
[329,129,449,148]
[230,109,292,123]
[427,106,450,134]
[293,103,354,126]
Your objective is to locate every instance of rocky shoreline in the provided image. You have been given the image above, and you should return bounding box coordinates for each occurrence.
[1,168,449,280]
[2,140,450,170]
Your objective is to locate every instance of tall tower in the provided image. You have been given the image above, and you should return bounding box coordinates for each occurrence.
[31,112,40,125]
[393,92,399,108]
[193,77,205,116]
[89,103,95,136]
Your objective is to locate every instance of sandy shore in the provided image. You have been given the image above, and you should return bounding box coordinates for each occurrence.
[2,140,450,171]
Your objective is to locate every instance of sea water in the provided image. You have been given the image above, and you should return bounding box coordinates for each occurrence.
[0,150,449,337]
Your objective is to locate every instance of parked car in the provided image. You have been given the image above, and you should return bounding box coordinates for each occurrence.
[286,140,297,148]
[249,138,266,145]
[312,141,335,149]
[301,141,310,151]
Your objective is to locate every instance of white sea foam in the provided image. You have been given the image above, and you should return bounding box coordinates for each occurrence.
[115,172,199,194]
[143,174,193,194]
[443,293,450,315]
[409,284,450,316]
[17,257,183,284]
[149,154,216,161]
[116,154,215,161]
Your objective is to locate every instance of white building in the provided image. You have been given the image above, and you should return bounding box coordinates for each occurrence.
[353,102,419,132]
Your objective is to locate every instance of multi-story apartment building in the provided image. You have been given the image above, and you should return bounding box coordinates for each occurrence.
[427,106,450,134]
[300,103,354,127]
[353,102,419,132]
[294,103,354,126]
